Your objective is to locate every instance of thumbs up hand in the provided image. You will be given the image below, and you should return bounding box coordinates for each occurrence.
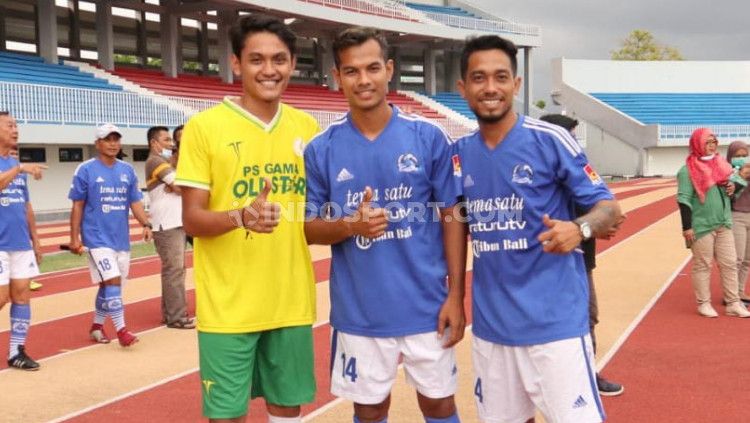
[346,186,388,239]
[241,178,281,234]
[537,214,583,254]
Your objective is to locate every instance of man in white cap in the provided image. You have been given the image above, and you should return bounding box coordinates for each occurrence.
[67,123,152,347]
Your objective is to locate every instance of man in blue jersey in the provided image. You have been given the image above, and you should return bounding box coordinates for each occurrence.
[305,27,467,423]
[0,111,47,370]
[455,36,622,423]
[68,123,153,347]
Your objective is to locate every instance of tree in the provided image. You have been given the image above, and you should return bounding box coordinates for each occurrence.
[611,30,684,61]
[534,100,546,110]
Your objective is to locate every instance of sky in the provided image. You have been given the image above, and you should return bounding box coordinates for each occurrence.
[471,0,749,105]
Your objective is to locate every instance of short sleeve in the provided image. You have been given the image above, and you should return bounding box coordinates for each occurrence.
[68,165,88,201]
[544,129,613,209]
[175,118,211,190]
[426,123,460,208]
[676,166,694,208]
[304,139,330,219]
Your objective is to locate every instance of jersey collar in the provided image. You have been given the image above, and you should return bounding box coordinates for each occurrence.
[223,97,283,133]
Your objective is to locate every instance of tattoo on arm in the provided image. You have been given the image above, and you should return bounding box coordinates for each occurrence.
[575,200,621,238]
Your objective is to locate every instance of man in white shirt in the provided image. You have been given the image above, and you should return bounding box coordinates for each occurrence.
[145,126,194,329]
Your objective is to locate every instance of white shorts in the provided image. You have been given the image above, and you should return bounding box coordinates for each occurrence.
[87,248,130,284]
[330,329,458,404]
[472,334,605,423]
[0,250,40,286]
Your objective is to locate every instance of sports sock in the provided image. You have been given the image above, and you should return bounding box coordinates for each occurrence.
[102,285,126,331]
[353,416,387,423]
[425,413,460,423]
[9,303,31,360]
[94,285,106,325]
[268,415,301,423]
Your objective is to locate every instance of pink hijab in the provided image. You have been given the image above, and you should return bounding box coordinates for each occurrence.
[686,128,733,203]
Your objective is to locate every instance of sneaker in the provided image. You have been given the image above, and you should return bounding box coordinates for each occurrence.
[29,280,43,291]
[166,317,196,329]
[7,345,40,371]
[116,328,139,347]
[597,374,624,397]
[726,301,750,318]
[89,323,111,344]
[697,302,719,318]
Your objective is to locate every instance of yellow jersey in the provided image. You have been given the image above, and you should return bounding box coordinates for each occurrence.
[175,97,320,333]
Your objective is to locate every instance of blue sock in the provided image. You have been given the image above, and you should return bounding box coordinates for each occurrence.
[425,414,460,423]
[353,416,387,423]
[102,285,126,331]
[9,303,31,360]
[94,285,106,325]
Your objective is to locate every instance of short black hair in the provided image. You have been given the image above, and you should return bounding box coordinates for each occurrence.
[460,35,518,79]
[0,111,9,117]
[332,27,388,69]
[173,125,184,139]
[230,15,296,59]
[539,114,578,131]
[147,126,169,143]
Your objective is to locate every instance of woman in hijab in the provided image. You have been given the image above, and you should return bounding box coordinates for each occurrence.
[677,128,750,318]
[726,140,750,304]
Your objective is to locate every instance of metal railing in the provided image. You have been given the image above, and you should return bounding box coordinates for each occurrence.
[0,81,475,139]
[420,11,540,36]
[660,124,750,141]
[298,0,414,21]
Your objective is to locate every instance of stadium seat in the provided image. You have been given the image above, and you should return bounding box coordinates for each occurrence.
[591,93,750,125]
[0,52,122,91]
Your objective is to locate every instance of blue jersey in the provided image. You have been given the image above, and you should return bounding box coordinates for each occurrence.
[305,107,460,337]
[0,155,31,251]
[456,115,613,346]
[68,158,142,251]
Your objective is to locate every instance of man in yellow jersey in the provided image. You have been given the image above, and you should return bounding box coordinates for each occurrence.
[175,15,319,423]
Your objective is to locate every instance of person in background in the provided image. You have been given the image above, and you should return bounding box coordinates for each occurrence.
[145,126,194,329]
[726,140,750,304]
[677,128,750,318]
[540,113,625,397]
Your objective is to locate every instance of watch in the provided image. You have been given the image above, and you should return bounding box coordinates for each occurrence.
[577,220,592,241]
[143,223,153,230]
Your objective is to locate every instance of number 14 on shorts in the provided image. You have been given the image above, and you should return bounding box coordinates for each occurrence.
[340,353,358,382]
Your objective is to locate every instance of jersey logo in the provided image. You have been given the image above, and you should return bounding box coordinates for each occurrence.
[572,395,588,409]
[397,153,420,173]
[96,177,105,183]
[336,168,354,182]
[102,204,111,214]
[228,141,243,159]
[452,155,462,177]
[464,174,475,188]
[512,164,533,185]
[120,173,129,184]
[293,138,305,157]
[0,197,9,207]
[355,235,373,250]
[583,163,603,185]
[202,379,216,396]
[11,320,29,333]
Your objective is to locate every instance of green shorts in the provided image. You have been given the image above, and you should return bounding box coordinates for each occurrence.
[198,325,316,419]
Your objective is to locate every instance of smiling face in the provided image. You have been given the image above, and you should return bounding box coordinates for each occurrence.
[231,31,296,106]
[334,38,393,113]
[458,48,521,125]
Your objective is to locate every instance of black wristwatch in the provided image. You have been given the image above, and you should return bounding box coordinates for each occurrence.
[143,223,153,229]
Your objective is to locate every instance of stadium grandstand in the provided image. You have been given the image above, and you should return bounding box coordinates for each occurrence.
[0,0,541,215]
[552,59,750,177]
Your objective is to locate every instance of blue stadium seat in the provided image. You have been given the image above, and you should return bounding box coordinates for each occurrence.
[429,92,475,120]
[405,2,476,18]
[0,52,122,91]
[591,93,750,125]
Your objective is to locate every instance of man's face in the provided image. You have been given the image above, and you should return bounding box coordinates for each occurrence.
[231,31,295,105]
[150,130,174,154]
[96,133,122,159]
[334,39,393,113]
[458,49,521,124]
[0,115,19,149]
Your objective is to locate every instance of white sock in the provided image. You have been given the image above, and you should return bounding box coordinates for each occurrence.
[268,415,301,423]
